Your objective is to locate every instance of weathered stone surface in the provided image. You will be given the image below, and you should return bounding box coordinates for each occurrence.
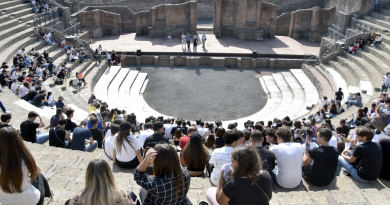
[213,0,277,40]
[78,9,122,38]
[288,7,335,42]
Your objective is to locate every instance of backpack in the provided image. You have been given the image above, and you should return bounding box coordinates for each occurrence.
[95,49,98,54]
[69,79,73,85]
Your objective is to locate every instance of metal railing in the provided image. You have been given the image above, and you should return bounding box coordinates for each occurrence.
[33,7,60,27]
[350,14,377,34]
[327,27,347,45]
[62,22,81,38]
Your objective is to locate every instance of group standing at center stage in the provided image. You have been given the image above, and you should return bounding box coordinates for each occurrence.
[181,32,207,52]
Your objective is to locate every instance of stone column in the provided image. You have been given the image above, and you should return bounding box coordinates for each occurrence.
[189,0,197,34]
[213,0,222,37]
[59,7,71,29]
[337,11,351,35]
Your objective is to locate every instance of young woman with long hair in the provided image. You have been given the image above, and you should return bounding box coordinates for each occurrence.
[0,127,54,205]
[214,127,226,148]
[182,133,209,177]
[206,145,272,205]
[109,109,117,122]
[67,159,136,205]
[173,128,183,146]
[204,123,215,148]
[134,144,191,205]
[112,121,142,169]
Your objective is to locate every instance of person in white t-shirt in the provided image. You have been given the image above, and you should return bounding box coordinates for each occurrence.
[0,127,55,205]
[373,34,383,48]
[11,79,20,95]
[202,33,206,48]
[138,122,154,146]
[11,68,20,80]
[97,45,102,63]
[198,121,207,137]
[208,130,240,185]
[381,72,390,93]
[104,123,120,162]
[270,127,305,188]
[163,119,173,139]
[107,52,111,68]
[19,82,30,98]
[112,121,142,169]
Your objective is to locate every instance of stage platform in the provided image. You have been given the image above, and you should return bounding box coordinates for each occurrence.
[90,33,320,56]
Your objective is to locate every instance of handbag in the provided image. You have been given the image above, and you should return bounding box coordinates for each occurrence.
[254,182,270,202]
[371,116,387,131]
[53,127,65,147]
[102,138,113,161]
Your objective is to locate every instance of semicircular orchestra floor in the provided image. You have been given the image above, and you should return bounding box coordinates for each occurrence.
[142,66,268,121]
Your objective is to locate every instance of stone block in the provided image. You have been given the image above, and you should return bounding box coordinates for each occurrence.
[224,58,237,67]
[237,58,242,67]
[186,57,199,67]
[269,31,275,39]
[170,57,174,66]
[292,32,300,40]
[136,56,141,65]
[270,59,275,68]
[238,32,245,40]
[252,58,257,68]
[211,58,225,67]
[111,28,119,36]
[141,56,154,65]
[173,56,186,66]
[154,56,159,65]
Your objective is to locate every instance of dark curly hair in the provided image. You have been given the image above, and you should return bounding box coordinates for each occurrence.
[231,145,262,185]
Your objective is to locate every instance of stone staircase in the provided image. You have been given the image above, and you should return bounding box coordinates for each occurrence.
[158,55,171,65]
[315,6,390,124]
[240,57,253,67]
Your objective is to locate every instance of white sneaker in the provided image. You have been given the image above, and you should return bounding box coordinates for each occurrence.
[5,111,11,114]
[50,191,55,202]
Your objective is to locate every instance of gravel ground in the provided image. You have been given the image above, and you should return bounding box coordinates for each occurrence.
[140,66,268,121]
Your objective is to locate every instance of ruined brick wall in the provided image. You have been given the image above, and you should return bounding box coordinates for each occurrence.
[214,0,277,40]
[275,12,291,36]
[77,9,122,37]
[82,6,135,33]
[134,1,197,37]
[289,7,335,42]
[262,0,324,15]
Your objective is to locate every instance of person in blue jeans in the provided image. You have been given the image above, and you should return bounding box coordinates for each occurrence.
[72,120,98,152]
[20,111,49,144]
[186,32,191,49]
[345,92,363,109]
[335,127,383,182]
[374,0,381,13]
[0,101,11,114]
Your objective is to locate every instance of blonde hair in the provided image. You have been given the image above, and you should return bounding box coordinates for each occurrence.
[69,159,132,205]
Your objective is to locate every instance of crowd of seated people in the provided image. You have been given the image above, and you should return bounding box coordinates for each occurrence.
[0,88,389,205]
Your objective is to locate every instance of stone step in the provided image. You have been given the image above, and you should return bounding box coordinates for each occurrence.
[158,61,171,66]
[364,43,390,65]
[375,41,390,54]
[53,53,81,71]
[272,73,294,114]
[357,19,389,33]
[107,68,131,109]
[370,12,390,22]
[363,15,390,30]
[281,72,308,117]
[323,66,350,98]
[328,60,360,87]
[344,53,383,90]
[355,49,390,75]
[0,7,32,24]
[0,0,24,10]
[1,2,29,14]
[290,69,319,109]
[314,64,337,93]
[0,13,34,31]
[336,56,378,90]
[380,8,390,16]
[118,70,139,104]
[94,66,122,105]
